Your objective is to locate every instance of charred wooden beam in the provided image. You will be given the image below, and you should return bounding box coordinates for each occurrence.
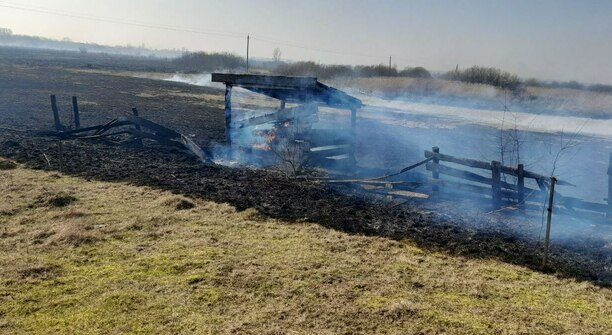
[212,73,318,89]
[236,104,318,128]
[308,144,351,158]
[50,95,63,131]
[425,162,544,196]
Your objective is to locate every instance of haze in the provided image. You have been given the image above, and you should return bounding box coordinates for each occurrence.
[1,0,611,84]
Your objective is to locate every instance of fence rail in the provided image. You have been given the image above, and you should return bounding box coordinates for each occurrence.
[424,147,611,224]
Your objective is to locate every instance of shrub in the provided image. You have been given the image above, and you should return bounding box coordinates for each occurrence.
[275,61,353,79]
[399,66,431,78]
[444,66,522,90]
[588,83,612,94]
[172,51,244,72]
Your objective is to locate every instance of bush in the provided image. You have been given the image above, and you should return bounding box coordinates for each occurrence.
[276,61,353,79]
[444,66,522,90]
[172,51,244,72]
[399,66,431,78]
[274,62,431,80]
[588,83,612,94]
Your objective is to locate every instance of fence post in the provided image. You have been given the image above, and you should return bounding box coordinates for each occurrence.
[517,163,525,204]
[606,153,612,224]
[71,96,80,129]
[50,95,62,131]
[543,176,557,267]
[432,147,440,193]
[491,161,502,207]
[224,84,233,148]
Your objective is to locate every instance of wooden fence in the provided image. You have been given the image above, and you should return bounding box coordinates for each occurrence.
[424,147,612,224]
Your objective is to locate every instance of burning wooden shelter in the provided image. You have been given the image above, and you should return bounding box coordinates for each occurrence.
[211,73,363,164]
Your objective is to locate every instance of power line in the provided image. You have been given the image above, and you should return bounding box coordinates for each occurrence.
[0,0,406,65]
[0,1,244,39]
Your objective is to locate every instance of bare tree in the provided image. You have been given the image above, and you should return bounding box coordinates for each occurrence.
[0,27,12,36]
[273,48,282,63]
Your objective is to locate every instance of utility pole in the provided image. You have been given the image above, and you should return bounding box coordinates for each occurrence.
[246,34,250,73]
[388,56,392,75]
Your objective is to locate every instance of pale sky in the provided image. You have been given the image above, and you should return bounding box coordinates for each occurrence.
[1,0,611,84]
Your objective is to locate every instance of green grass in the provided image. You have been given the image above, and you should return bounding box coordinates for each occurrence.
[0,159,610,334]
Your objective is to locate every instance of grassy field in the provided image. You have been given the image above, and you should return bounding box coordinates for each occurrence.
[0,158,610,334]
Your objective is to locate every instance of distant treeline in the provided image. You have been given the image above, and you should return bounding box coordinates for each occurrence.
[3,27,611,93]
[437,66,612,93]
[273,61,432,79]
[0,28,181,58]
[524,78,612,93]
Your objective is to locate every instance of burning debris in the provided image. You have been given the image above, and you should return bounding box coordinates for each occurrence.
[211,73,362,171]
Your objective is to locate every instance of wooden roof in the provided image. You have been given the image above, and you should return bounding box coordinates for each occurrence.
[211,73,363,110]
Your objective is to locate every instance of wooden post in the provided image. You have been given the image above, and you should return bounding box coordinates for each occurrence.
[131,108,143,147]
[491,161,502,207]
[543,176,557,267]
[607,153,611,223]
[280,100,286,110]
[224,84,233,147]
[50,95,62,131]
[71,96,80,129]
[517,163,525,204]
[432,147,440,193]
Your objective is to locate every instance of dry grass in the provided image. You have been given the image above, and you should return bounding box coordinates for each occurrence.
[331,76,501,100]
[1,162,611,334]
[332,77,612,118]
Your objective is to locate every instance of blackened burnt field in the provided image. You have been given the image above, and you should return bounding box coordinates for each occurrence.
[1,63,610,285]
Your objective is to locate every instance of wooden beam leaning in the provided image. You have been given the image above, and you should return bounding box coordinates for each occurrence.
[211,73,318,89]
[50,95,62,131]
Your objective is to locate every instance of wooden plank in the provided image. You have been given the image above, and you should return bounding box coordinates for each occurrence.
[236,104,318,128]
[211,73,317,89]
[308,145,351,158]
[425,162,544,196]
[421,177,521,200]
[325,154,350,160]
[127,116,180,139]
[180,135,210,163]
[425,149,490,170]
